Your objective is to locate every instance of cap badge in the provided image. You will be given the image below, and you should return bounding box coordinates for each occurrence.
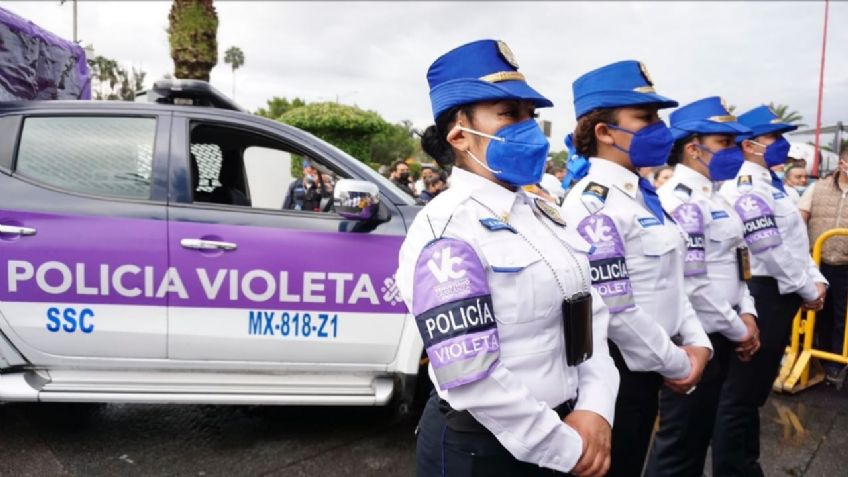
[639,62,654,86]
[497,40,519,69]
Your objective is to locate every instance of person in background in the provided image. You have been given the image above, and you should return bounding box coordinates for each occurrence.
[389,160,416,197]
[415,172,446,205]
[541,162,567,203]
[714,105,828,476]
[414,164,437,196]
[652,165,674,189]
[799,147,848,383]
[282,160,333,211]
[559,60,712,477]
[783,162,809,203]
[646,97,760,477]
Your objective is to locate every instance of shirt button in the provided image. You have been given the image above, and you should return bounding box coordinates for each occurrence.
[567,378,574,386]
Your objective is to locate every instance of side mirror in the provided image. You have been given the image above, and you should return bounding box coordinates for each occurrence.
[333,179,381,220]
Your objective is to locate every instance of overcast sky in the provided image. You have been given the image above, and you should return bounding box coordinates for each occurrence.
[6,1,847,151]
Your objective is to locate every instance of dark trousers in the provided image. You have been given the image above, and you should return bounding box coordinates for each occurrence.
[712,277,802,477]
[416,394,570,477]
[644,333,734,477]
[815,263,848,369]
[608,342,664,477]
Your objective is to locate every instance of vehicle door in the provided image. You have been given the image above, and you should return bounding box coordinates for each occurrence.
[0,111,170,361]
[166,113,408,365]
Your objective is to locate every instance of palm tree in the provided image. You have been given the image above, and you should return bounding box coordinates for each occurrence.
[224,46,245,99]
[768,102,807,127]
[167,0,218,81]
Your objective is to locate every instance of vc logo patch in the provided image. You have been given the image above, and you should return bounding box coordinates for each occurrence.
[427,247,465,283]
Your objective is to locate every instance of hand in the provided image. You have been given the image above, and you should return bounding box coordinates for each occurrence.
[565,410,611,477]
[803,283,827,311]
[735,314,760,362]
[665,346,710,394]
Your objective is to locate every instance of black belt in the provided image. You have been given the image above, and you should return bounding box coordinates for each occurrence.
[438,397,577,434]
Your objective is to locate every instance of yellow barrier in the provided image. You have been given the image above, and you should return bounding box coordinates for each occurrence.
[775,227,848,393]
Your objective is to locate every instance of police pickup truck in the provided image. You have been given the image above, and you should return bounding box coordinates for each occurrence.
[0,80,425,410]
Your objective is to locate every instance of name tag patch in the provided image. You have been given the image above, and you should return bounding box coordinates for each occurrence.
[637,216,662,228]
[479,217,516,233]
[711,210,730,220]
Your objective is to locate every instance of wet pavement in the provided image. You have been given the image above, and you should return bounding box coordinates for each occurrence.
[0,384,845,476]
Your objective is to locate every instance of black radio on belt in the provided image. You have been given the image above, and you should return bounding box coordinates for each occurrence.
[563,292,593,366]
[736,246,752,281]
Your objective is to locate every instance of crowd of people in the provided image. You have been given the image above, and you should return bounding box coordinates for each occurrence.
[393,38,846,477]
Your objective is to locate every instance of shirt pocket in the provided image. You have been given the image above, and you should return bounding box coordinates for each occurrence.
[477,238,557,325]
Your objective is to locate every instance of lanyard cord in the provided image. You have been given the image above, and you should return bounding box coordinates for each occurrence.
[471,197,590,300]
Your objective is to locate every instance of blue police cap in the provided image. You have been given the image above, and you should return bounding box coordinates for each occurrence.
[427,39,553,120]
[735,105,798,140]
[669,96,752,141]
[572,60,678,119]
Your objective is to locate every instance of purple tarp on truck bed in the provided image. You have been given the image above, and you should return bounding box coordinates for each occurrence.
[0,6,90,100]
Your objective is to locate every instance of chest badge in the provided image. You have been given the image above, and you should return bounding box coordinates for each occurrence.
[534,198,567,227]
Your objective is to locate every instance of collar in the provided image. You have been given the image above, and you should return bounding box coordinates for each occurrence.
[588,158,640,198]
[738,160,772,184]
[450,166,522,220]
[674,164,713,196]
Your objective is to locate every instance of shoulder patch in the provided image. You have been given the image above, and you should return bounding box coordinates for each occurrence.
[673,183,692,202]
[580,181,609,214]
[734,194,782,253]
[737,175,753,193]
[412,238,499,390]
[575,214,635,313]
[671,203,707,276]
[534,197,567,227]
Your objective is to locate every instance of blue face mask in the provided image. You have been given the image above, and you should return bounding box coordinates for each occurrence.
[607,121,675,168]
[460,119,550,186]
[751,136,791,167]
[695,144,745,181]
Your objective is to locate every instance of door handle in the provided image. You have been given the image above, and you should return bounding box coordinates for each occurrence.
[180,238,237,251]
[0,224,37,236]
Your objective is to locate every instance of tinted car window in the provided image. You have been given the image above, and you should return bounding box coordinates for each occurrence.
[16,116,156,200]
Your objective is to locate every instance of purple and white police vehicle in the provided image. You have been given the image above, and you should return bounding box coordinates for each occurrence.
[0,80,425,410]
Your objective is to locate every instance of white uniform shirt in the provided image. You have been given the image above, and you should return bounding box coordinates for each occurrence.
[658,164,756,341]
[541,173,567,203]
[560,159,711,380]
[396,167,619,473]
[719,161,827,302]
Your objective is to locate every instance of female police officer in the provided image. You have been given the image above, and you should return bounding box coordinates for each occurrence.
[558,61,713,477]
[644,97,761,477]
[396,39,619,477]
[713,106,828,476]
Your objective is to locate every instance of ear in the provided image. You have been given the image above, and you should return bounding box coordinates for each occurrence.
[446,122,472,152]
[594,122,615,146]
[739,139,756,155]
[684,141,701,159]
